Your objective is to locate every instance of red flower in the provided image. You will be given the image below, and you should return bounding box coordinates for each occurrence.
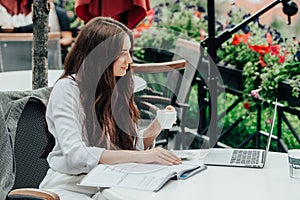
[278,55,285,63]
[231,33,250,45]
[270,45,280,55]
[133,29,141,38]
[200,29,206,41]
[194,10,202,18]
[266,118,272,124]
[243,102,251,110]
[266,32,273,45]
[239,33,250,44]
[232,34,240,45]
[248,44,270,55]
[258,56,266,67]
[132,10,154,38]
[146,9,155,20]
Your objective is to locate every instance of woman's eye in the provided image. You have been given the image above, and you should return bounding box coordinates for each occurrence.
[120,51,129,57]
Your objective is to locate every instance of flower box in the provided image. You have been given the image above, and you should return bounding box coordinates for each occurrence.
[278,80,300,107]
[218,64,244,91]
[143,48,174,63]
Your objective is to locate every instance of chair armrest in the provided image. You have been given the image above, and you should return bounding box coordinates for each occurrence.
[8,188,60,200]
[131,59,186,73]
[176,102,190,109]
[141,87,164,96]
[135,95,171,105]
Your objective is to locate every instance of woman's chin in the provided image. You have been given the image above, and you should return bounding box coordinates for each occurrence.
[115,72,127,77]
[115,74,126,78]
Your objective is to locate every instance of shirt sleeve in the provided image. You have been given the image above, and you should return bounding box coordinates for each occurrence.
[46,78,104,174]
[136,128,155,150]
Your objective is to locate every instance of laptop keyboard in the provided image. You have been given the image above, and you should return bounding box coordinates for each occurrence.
[230,150,260,165]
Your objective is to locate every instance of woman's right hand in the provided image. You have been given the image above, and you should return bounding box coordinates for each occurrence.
[100,148,182,165]
[138,147,182,165]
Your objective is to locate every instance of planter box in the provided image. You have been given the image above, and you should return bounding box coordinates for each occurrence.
[217,64,244,91]
[278,80,300,107]
[144,48,174,63]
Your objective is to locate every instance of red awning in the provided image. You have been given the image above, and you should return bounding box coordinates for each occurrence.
[0,0,31,15]
[75,0,151,29]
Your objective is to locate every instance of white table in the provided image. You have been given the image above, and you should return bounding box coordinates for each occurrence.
[102,150,300,200]
[0,70,146,92]
[0,70,62,91]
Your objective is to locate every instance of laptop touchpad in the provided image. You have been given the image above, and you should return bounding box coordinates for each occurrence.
[204,149,233,164]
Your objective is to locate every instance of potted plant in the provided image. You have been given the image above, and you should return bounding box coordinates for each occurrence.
[133,0,300,108]
[133,0,208,62]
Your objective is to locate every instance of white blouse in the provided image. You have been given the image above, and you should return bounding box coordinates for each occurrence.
[46,78,144,175]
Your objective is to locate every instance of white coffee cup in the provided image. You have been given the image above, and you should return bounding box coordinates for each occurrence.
[156,110,177,129]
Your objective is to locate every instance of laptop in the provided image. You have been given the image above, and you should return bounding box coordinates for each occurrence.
[203,99,278,168]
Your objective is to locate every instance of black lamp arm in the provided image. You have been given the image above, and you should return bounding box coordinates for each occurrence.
[201,0,298,48]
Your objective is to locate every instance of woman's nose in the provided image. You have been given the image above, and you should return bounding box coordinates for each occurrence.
[126,53,133,64]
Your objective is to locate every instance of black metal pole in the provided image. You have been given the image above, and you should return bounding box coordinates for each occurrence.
[206,0,218,147]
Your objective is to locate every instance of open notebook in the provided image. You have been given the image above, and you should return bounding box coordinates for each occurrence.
[204,99,278,168]
[78,162,206,192]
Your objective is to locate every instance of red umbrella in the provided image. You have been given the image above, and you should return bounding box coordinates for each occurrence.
[75,0,151,29]
[0,0,32,15]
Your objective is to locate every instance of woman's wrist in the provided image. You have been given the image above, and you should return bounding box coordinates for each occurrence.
[131,150,147,163]
[100,150,145,164]
[152,118,163,131]
[142,118,162,149]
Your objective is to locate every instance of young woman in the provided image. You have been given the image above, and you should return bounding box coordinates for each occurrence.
[39,16,181,200]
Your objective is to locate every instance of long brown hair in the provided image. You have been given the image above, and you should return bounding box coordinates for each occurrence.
[61,17,140,150]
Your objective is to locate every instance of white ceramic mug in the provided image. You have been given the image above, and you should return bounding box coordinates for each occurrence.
[156,110,177,129]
